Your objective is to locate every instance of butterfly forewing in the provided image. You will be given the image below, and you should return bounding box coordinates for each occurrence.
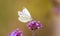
[22,8,31,18]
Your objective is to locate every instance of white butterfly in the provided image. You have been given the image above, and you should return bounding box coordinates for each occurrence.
[18,7,33,23]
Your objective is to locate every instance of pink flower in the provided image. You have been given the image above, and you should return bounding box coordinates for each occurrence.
[52,7,60,14]
[8,28,23,36]
[27,20,42,31]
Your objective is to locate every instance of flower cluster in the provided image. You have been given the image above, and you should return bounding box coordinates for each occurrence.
[27,20,42,31]
[8,28,22,36]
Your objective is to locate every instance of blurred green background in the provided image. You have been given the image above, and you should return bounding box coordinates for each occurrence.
[0,0,52,36]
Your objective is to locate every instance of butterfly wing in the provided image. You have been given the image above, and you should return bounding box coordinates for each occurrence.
[18,11,22,17]
[18,8,32,23]
[22,8,31,18]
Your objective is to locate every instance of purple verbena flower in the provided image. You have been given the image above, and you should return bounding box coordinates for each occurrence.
[8,28,23,36]
[27,20,42,31]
